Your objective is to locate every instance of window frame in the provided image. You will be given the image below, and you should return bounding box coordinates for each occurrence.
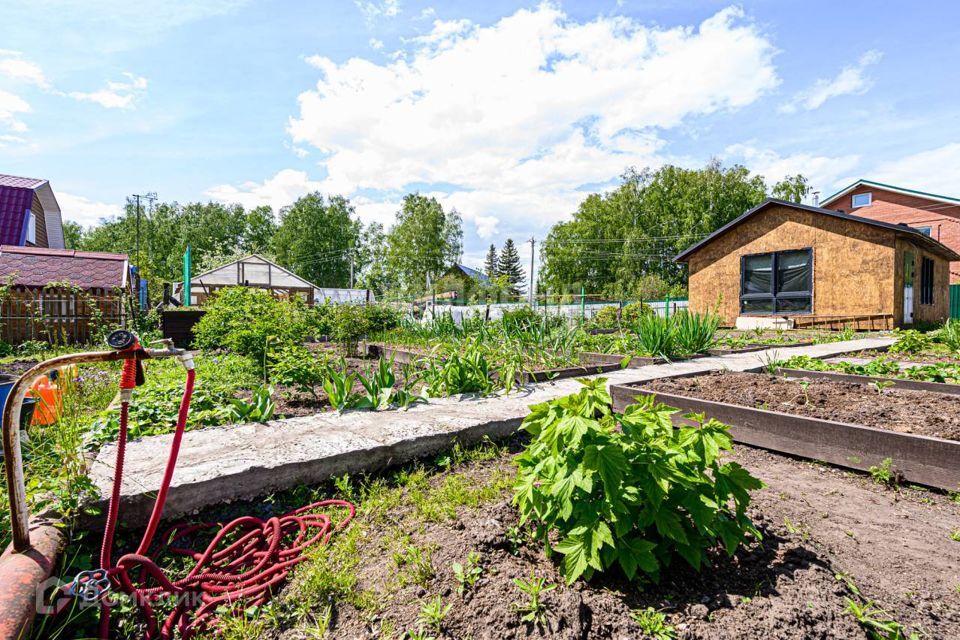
[852,192,872,208]
[919,256,935,305]
[740,248,814,315]
[914,226,932,237]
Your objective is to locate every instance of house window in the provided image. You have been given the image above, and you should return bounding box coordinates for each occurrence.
[920,256,935,305]
[740,249,813,314]
[26,212,36,244]
[914,226,932,236]
[852,192,872,208]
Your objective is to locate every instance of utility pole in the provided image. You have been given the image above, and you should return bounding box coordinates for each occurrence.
[130,192,157,273]
[528,237,536,307]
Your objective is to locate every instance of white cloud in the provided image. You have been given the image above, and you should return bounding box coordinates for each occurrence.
[204,169,324,211]
[0,89,31,133]
[267,5,778,233]
[292,146,309,158]
[868,143,960,197]
[0,50,48,87]
[67,72,148,109]
[369,37,384,50]
[472,215,500,239]
[724,143,861,196]
[780,49,882,114]
[57,192,124,227]
[355,0,400,22]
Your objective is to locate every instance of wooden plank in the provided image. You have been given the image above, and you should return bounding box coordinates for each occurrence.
[610,380,960,491]
[776,367,960,396]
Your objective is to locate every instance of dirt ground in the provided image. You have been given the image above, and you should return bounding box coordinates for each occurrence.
[0,358,40,377]
[272,446,960,640]
[643,371,960,442]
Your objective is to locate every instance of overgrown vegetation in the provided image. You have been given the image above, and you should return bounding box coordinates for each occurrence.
[513,377,763,584]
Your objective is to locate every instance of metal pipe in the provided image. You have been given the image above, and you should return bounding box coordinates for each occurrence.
[3,344,184,553]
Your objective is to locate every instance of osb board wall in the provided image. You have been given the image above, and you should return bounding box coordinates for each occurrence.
[686,205,897,326]
[895,237,950,325]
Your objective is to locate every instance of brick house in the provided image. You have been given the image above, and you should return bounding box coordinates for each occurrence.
[0,174,66,249]
[819,179,960,282]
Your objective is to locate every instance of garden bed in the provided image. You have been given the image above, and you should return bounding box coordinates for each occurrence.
[776,367,960,396]
[843,348,957,364]
[70,438,959,640]
[610,371,960,490]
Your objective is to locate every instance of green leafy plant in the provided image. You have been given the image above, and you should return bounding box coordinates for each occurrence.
[871,380,895,395]
[889,329,933,355]
[513,378,763,584]
[228,386,276,422]
[512,575,556,626]
[796,379,810,404]
[844,597,920,640]
[416,596,452,633]
[451,552,483,595]
[671,310,720,355]
[355,356,420,410]
[949,529,960,542]
[421,339,494,397]
[393,544,435,588]
[322,361,359,412]
[633,313,674,358]
[936,318,960,352]
[630,607,676,640]
[329,304,372,356]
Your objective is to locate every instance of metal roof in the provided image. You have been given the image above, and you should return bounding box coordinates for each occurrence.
[450,264,490,284]
[0,174,47,189]
[675,198,960,263]
[820,179,960,207]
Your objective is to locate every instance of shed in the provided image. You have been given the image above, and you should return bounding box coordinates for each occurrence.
[0,174,66,249]
[676,199,960,330]
[0,245,129,344]
[173,254,374,306]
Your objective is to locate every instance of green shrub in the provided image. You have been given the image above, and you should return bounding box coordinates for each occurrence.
[193,287,312,362]
[888,329,933,354]
[501,306,543,329]
[513,378,763,584]
[364,304,403,333]
[268,345,329,398]
[592,306,621,329]
[329,304,372,355]
[633,314,674,357]
[620,302,652,325]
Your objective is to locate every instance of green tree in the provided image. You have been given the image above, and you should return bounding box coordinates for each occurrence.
[270,193,361,287]
[385,194,463,294]
[498,238,525,295]
[355,222,389,296]
[484,243,499,279]
[771,174,811,203]
[540,161,792,297]
[62,221,83,249]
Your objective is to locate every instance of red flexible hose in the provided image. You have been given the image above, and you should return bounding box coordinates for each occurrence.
[97,358,356,639]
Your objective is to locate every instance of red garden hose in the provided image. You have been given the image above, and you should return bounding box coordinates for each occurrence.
[92,347,355,639]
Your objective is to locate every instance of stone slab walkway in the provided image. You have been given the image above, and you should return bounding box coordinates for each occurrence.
[88,337,894,524]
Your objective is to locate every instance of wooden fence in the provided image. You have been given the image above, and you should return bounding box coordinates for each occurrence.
[0,285,126,345]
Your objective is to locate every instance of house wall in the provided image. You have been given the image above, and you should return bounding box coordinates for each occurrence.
[822,185,960,282]
[894,238,950,325]
[686,204,897,326]
[30,191,48,248]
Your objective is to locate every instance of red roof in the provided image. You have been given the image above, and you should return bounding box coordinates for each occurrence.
[0,174,47,189]
[0,245,128,289]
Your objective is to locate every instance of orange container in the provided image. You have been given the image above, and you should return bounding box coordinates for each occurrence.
[29,376,62,426]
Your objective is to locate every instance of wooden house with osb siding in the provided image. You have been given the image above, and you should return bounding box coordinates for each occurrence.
[676,199,960,330]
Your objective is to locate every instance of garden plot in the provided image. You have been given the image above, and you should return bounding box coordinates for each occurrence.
[611,371,960,490]
[61,437,959,640]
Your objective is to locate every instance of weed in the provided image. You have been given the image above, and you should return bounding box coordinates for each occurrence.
[796,379,810,404]
[869,458,900,487]
[513,575,556,626]
[783,517,810,541]
[417,596,452,633]
[950,529,960,542]
[871,380,895,395]
[404,628,436,640]
[452,552,483,595]
[630,607,676,640]
[393,544,435,588]
[843,597,921,640]
[228,385,276,422]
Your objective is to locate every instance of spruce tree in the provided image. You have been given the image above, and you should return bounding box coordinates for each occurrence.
[497,238,525,295]
[484,243,499,279]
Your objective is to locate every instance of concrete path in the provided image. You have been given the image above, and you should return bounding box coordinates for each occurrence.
[88,337,894,524]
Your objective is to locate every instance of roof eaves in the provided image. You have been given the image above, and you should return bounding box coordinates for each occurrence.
[821,179,960,207]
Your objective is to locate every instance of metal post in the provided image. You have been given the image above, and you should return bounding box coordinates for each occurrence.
[183,246,192,307]
[665,293,671,321]
[528,237,535,307]
[580,285,585,322]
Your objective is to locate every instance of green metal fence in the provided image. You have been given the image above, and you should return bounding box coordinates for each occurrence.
[951,284,960,319]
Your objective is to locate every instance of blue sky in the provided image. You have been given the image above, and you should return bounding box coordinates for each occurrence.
[2,0,960,270]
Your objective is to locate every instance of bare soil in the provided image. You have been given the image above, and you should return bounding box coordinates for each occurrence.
[643,371,960,442]
[0,358,40,377]
[271,445,960,640]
